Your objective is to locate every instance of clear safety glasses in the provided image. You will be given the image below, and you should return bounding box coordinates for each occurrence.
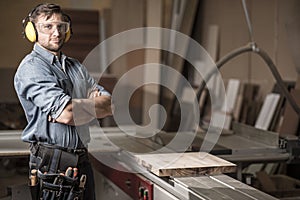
[36,21,70,34]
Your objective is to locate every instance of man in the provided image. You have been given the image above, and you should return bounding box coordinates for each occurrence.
[14,3,112,200]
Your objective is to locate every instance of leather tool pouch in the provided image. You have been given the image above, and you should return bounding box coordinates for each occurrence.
[29,144,82,200]
[37,145,79,173]
[38,170,83,200]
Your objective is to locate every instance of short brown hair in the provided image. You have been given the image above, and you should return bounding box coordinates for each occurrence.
[29,3,69,23]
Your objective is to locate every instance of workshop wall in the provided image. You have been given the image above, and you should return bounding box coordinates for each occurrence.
[198,0,299,96]
[0,0,110,68]
[0,0,110,102]
[0,0,299,102]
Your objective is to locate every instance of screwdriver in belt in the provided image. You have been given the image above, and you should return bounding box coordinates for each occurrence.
[73,168,78,178]
[65,167,73,177]
[30,169,37,186]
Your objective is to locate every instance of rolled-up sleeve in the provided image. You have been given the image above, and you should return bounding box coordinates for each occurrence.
[15,59,71,119]
[96,85,111,96]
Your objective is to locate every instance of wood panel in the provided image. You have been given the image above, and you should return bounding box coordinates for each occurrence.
[135,152,236,177]
[142,0,163,127]
[162,0,199,131]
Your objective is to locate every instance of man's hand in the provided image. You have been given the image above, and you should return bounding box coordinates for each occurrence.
[88,90,101,98]
[93,95,113,118]
[88,90,113,118]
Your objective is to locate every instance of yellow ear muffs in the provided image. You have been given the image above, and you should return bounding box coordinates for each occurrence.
[63,13,72,43]
[64,29,71,43]
[24,21,37,43]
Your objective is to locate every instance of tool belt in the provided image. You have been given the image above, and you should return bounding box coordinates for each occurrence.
[29,143,87,200]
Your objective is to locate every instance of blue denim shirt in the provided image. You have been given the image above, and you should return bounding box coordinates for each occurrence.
[14,44,110,149]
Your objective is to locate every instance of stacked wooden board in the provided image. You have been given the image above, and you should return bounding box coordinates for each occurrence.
[135,152,236,177]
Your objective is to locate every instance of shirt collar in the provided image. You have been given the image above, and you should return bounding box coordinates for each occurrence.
[33,43,67,65]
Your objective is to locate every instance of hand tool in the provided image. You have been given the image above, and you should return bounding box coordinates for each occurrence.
[65,167,73,177]
[79,174,86,188]
[73,167,78,178]
[30,169,37,186]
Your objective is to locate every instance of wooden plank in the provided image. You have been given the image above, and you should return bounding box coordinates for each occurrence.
[193,25,220,91]
[211,111,232,130]
[221,79,241,113]
[134,152,236,177]
[127,49,145,125]
[142,0,163,127]
[255,93,281,130]
[162,0,199,130]
[279,89,300,137]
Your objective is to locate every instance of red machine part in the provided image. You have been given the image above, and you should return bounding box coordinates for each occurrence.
[90,153,153,200]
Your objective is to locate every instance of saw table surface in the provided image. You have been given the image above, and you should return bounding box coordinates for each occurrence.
[174,174,278,200]
[89,127,237,177]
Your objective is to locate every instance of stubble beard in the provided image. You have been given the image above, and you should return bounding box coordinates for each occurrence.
[43,40,64,54]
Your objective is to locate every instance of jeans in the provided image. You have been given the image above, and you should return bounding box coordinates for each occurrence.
[77,152,96,200]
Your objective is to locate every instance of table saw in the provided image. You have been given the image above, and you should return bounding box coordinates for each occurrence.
[0,124,286,200]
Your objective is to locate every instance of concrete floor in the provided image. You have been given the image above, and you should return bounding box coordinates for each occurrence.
[0,158,28,198]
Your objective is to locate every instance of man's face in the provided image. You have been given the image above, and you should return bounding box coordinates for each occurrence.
[35,13,68,55]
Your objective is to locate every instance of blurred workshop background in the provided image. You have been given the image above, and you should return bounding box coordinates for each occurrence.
[1,0,300,199]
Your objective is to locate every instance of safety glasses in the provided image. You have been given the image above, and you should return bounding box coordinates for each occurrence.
[36,21,70,34]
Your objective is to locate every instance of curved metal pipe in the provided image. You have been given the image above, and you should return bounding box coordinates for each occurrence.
[196,43,254,101]
[196,42,300,125]
[254,45,300,115]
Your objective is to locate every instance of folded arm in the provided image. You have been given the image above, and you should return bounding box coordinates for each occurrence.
[52,93,112,126]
